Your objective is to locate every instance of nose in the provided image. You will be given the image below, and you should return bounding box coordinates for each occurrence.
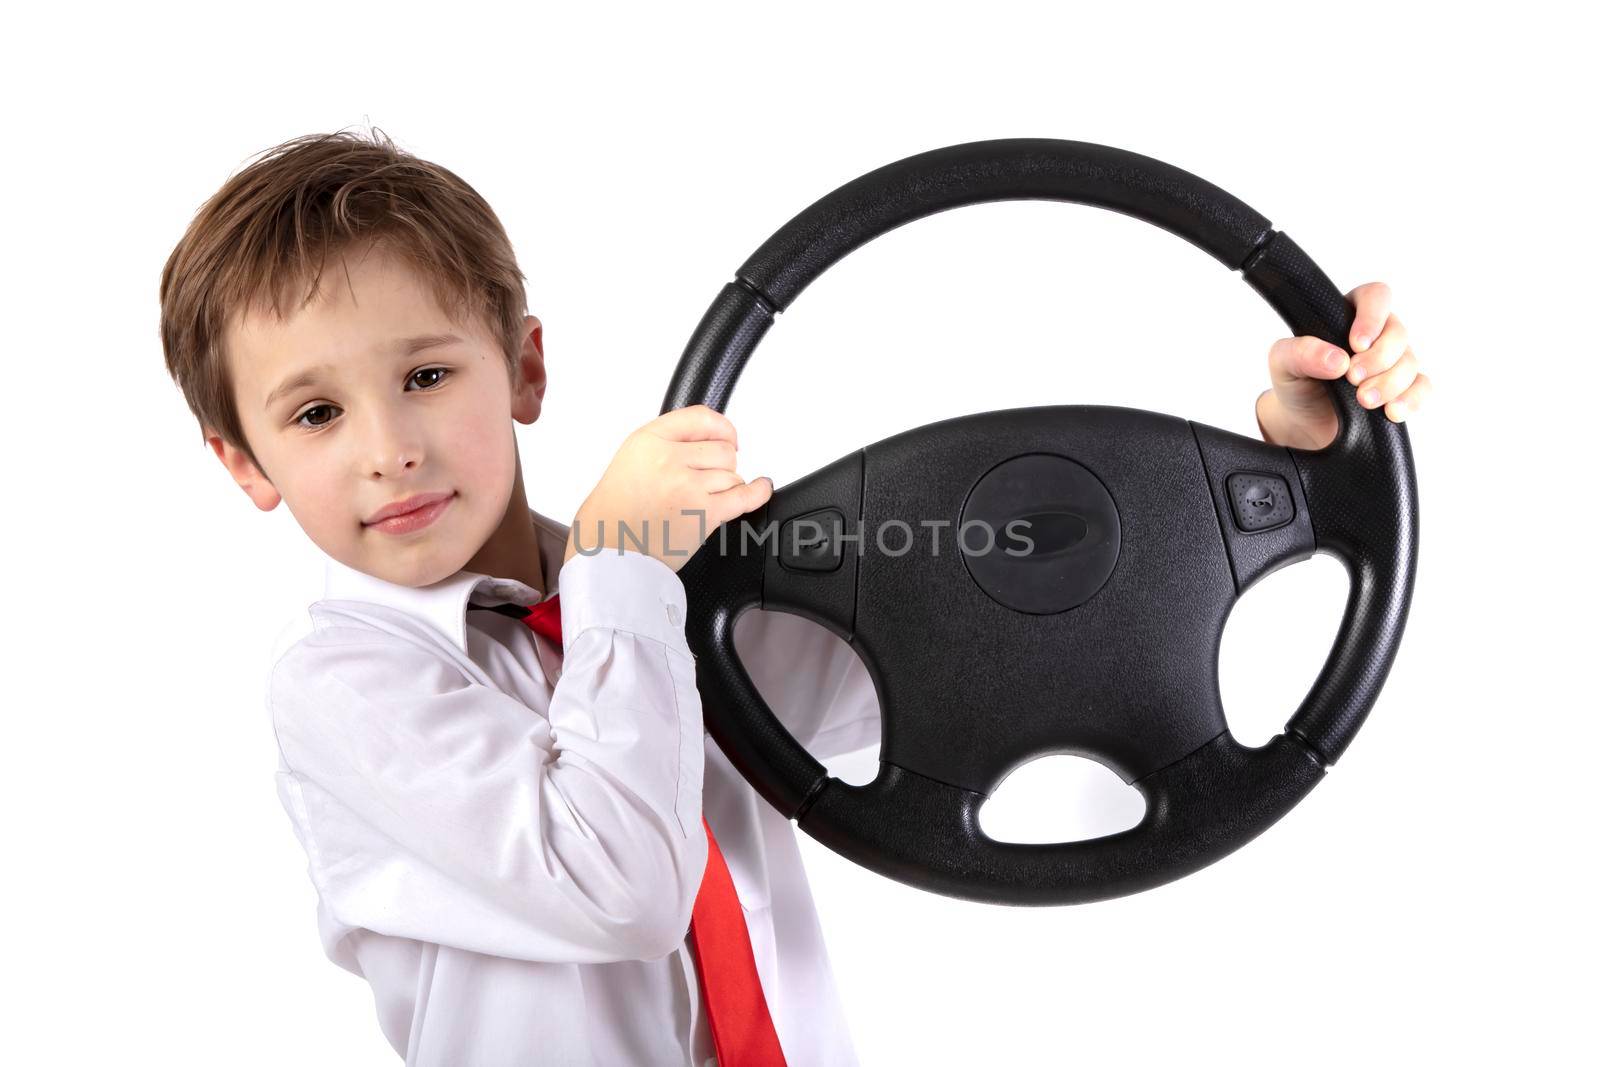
[359,400,426,479]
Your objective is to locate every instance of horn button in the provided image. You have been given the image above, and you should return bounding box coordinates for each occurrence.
[960,452,1121,614]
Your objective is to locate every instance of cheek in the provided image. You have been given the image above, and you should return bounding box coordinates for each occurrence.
[301,471,353,524]
[445,391,517,487]
[273,465,354,543]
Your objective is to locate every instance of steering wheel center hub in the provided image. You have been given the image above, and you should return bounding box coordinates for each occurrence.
[959,451,1121,615]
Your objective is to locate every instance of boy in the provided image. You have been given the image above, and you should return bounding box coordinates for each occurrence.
[159,129,1430,1066]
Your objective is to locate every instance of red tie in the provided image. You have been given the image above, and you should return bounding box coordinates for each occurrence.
[520,594,788,1066]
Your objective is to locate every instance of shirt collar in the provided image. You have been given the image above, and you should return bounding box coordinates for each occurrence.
[320,504,572,656]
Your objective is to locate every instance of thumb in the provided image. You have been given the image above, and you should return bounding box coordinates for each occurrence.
[727,476,773,519]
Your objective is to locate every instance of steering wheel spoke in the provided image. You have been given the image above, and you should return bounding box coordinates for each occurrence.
[799,730,1324,906]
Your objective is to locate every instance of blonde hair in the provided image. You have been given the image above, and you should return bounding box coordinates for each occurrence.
[159,126,529,473]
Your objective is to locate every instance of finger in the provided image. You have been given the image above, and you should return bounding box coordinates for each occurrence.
[1348,312,1408,388]
[1269,335,1350,386]
[681,439,737,471]
[663,469,745,533]
[1346,281,1393,354]
[692,467,744,492]
[1385,371,1432,423]
[704,473,773,521]
[655,403,738,448]
[1355,348,1419,411]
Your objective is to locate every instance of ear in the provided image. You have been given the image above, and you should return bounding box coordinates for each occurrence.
[205,428,282,512]
[509,314,547,424]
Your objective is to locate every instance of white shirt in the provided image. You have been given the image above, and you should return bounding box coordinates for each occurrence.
[266,505,881,1066]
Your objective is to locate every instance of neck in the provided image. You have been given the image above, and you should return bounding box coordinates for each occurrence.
[460,447,545,596]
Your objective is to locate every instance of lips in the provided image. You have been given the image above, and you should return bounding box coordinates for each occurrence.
[365,490,455,526]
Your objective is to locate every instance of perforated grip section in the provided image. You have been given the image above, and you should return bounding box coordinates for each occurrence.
[1243,231,1420,764]
[661,281,775,415]
[735,138,1274,312]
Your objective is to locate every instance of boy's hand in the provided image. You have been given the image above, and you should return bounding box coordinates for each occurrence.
[565,404,774,574]
[1255,281,1434,451]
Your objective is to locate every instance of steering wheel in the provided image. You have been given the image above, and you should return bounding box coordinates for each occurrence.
[662,138,1418,906]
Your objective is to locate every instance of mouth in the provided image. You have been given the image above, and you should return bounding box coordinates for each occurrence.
[364,490,456,532]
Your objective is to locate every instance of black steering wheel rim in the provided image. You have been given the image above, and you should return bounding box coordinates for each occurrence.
[664,138,1418,905]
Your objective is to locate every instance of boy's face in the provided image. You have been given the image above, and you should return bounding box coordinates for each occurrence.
[210,240,546,588]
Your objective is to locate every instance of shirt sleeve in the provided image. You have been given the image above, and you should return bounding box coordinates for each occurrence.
[732,607,882,762]
[268,548,708,965]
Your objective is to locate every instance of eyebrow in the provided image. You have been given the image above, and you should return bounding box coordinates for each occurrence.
[263,333,465,412]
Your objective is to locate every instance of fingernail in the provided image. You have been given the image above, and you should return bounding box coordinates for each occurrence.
[1349,364,1366,384]
[1324,350,1343,370]
[1353,333,1372,352]
[1362,388,1380,406]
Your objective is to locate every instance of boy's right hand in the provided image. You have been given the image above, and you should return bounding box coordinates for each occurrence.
[565,404,774,574]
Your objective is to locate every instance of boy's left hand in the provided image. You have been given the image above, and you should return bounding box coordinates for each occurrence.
[1254,281,1434,451]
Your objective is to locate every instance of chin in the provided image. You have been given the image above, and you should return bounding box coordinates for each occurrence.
[348,539,473,589]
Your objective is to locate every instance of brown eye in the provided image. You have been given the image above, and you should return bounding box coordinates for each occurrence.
[292,368,448,432]
[296,404,336,429]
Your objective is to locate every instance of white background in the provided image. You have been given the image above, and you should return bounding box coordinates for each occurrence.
[5,2,1593,1063]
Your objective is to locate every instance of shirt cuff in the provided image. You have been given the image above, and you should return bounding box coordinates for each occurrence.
[557,547,692,658]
